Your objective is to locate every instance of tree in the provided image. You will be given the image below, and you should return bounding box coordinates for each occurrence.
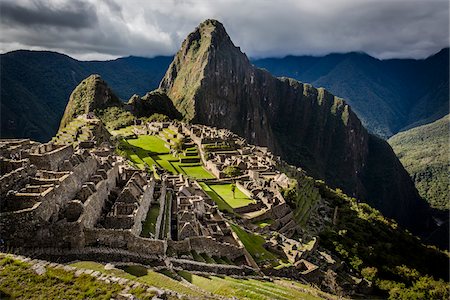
[231,183,236,198]
[223,166,241,177]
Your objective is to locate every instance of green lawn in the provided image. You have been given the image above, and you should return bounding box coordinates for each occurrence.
[208,184,255,209]
[177,270,324,300]
[198,182,234,213]
[121,135,217,180]
[127,135,169,154]
[180,165,215,179]
[230,224,278,264]
[126,151,145,169]
[141,204,160,237]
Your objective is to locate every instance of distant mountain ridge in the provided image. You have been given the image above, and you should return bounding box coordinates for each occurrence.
[253,48,449,138]
[0,50,172,141]
[1,47,447,141]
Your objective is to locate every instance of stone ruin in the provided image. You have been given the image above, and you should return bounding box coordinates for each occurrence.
[0,136,251,272]
[0,121,342,282]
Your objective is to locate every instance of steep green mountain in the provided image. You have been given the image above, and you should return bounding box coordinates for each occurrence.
[0,50,172,141]
[59,74,122,129]
[388,115,449,210]
[253,49,449,138]
[159,19,428,232]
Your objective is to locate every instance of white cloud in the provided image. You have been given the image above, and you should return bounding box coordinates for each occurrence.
[0,0,448,60]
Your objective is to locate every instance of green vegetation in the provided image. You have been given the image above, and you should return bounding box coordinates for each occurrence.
[69,261,204,297]
[203,142,233,152]
[141,204,160,237]
[230,224,278,265]
[223,166,242,177]
[254,49,449,139]
[111,125,135,136]
[388,115,449,209]
[127,135,168,154]
[177,270,326,300]
[282,176,321,226]
[0,50,171,142]
[0,256,154,300]
[129,90,182,120]
[207,184,255,209]
[180,165,215,179]
[253,219,274,228]
[140,113,171,123]
[119,135,213,179]
[97,106,134,130]
[198,182,234,213]
[315,182,450,299]
[59,74,122,130]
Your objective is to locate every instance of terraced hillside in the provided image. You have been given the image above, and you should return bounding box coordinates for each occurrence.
[388,115,449,210]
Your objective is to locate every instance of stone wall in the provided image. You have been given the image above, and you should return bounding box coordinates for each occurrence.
[190,236,244,260]
[0,155,98,247]
[131,178,155,235]
[167,236,245,261]
[234,202,264,214]
[26,144,74,171]
[84,228,166,256]
[167,239,190,254]
[81,164,120,228]
[155,180,167,239]
[0,166,36,199]
[0,202,44,246]
[170,258,255,276]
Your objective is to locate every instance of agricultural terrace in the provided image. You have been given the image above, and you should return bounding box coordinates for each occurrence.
[198,182,256,214]
[119,135,214,179]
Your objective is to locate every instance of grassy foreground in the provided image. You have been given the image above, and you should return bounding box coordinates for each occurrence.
[0,256,155,300]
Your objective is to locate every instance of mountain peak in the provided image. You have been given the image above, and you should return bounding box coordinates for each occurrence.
[159,20,249,120]
[59,74,121,129]
[179,19,238,59]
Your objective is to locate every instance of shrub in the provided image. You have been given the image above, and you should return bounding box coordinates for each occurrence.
[97,107,134,130]
[141,113,170,123]
[361,267,378,282]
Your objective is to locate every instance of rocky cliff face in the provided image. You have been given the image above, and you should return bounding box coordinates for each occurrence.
[59,74,122,129]
[160,19,428,230]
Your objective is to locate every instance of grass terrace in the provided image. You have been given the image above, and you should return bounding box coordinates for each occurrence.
[230,224,279,265]
[179,165,215,179]
[69,261,204,297]
[208,184,255,209]
[110,125,136,137]
[119,135,213,179]
[177,270,325,300]
[198,182,234,213]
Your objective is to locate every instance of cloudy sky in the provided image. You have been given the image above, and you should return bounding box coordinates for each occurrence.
[0,0,448,60]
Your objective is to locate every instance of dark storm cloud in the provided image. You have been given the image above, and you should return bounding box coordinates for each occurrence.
[0,0,448,60]
[0,0,98,29]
